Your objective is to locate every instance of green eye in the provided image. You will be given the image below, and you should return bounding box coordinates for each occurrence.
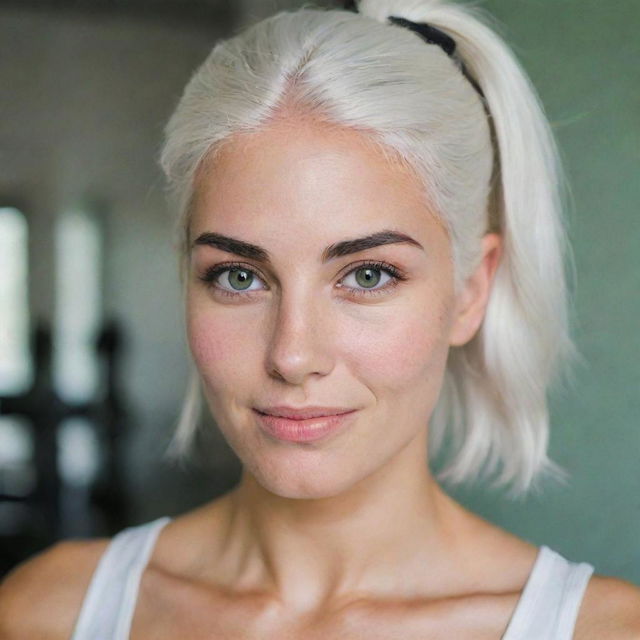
[354,267,382,289]
[227,268,254,290]
[200,259,406,299]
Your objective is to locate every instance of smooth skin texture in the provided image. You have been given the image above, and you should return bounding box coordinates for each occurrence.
[2,117,640,639]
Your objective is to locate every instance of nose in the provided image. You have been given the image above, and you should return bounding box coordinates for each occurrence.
[265,289,334,385]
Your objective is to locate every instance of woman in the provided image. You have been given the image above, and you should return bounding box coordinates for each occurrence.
[1,1,639,637]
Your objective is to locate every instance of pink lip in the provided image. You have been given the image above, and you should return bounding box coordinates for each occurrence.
[255,405,354,420]
[253,408,357,443]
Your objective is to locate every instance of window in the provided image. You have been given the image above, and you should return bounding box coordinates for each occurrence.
[0,207,31,394]
[53,211,102,403]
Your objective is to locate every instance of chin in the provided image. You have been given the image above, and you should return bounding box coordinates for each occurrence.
[242,456,359,501]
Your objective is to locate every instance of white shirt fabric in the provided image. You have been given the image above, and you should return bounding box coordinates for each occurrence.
[70,516,594,639]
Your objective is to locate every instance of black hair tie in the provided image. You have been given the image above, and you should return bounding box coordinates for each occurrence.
[387,16,456,57]
[343,0,485,99]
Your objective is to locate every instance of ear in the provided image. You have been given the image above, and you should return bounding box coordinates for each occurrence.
[448,233,503,347]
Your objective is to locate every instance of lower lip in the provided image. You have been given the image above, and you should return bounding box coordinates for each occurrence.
[253,409,357,443]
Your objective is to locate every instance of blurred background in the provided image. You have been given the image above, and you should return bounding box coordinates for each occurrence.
[0,0,638,583]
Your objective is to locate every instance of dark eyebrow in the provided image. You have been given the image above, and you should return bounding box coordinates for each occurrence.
[191,229,424,264]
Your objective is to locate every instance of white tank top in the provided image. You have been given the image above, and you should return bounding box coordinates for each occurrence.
[70,516,595,639]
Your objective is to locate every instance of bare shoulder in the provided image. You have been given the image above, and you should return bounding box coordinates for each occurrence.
[0,537,110,640]
[574,573,640,640]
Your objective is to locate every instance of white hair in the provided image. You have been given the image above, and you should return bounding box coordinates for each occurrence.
[159,0,581,496]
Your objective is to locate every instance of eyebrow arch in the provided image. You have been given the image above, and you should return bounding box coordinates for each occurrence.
[191,229,424,264]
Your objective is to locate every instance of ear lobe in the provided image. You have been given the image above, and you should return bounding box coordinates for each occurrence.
[448,233,503,348]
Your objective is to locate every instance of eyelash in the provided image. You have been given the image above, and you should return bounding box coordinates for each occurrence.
[197,260,408,300]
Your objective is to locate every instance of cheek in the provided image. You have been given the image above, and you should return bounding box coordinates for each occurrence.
[186,301,256,393]
[340,294,453,394]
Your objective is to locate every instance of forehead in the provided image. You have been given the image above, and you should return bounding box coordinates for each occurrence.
[189,118,446,247]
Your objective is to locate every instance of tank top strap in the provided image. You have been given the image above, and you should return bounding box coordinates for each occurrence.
[501,545,594,640]
[70,516,172,640]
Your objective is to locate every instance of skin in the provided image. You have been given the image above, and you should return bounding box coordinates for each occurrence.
[2,115,640,639]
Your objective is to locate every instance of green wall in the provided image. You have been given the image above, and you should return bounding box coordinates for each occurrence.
[444,0,640,585]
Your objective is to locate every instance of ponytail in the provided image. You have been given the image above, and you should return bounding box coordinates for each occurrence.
[357,0,580,494]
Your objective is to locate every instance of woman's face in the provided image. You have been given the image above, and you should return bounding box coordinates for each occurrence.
[186,118,461,499]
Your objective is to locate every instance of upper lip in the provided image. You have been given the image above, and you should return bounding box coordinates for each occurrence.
[254,406,355,420]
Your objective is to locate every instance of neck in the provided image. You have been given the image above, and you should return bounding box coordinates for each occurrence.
[218,428,467,614]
